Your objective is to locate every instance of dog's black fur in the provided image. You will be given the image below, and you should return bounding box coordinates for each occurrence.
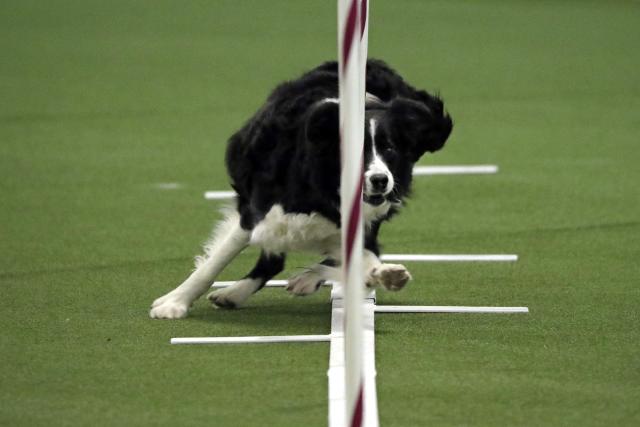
[227,59,452,286]
[218,59,453,298]
[228,59,452,224]
[150,59,452,316]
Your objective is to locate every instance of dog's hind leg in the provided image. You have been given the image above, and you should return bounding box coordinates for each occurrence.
[150,211,250,319]
[288,250,412,294]
[287,258,339,296]
[207,251,286,308]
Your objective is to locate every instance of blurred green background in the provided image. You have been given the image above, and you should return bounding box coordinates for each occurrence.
[1,1,638,426]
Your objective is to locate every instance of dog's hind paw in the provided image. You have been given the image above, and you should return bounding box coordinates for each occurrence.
[207,289,239,309]
[368,263,412,291]
[207,278,260,309]
[287,270,324,296]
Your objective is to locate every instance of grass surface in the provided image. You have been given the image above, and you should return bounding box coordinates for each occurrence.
[1,1,639,426]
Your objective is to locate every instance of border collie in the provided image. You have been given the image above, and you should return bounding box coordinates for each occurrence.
[150,59,452,319]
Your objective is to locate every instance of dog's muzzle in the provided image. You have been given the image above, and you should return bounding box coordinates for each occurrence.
[364,174,392,206]
[364,194,386,206]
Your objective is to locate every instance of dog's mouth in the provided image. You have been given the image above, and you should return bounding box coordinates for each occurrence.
[364,194,386,206]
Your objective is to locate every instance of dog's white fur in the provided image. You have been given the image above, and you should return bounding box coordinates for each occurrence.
[364,119,395,196]
[249,205,341,255]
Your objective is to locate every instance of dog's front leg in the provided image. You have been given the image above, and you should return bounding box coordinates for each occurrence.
[150,216,250,319]
[363,250,412,291]
[363,222,411,291]
[287,249,411,293]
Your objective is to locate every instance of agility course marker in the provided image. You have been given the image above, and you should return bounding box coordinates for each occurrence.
[171,335,330,345]
[413,164,499,175]
[210,254,519,289]
[209,252,519,289]
[328,291,378,427]
[171,283,528,427]
[375,305,529,314]
[212,279,293,288]
[338,0,369,424]
[182,1,516,424]
[212,280,334,289]
[204,191,236,200]
[170,295,530,345]
[203,165,500,200]
[170,286,529,422]
[380,254,518,262]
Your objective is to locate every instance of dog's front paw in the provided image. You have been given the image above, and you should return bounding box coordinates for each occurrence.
[149,294,190,319]
[286,270,324,296]
[367,263,412,291]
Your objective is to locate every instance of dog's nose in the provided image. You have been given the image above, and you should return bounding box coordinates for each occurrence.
[369,174,389,191]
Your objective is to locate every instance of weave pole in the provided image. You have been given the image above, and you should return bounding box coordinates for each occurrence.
[338,1,371,426]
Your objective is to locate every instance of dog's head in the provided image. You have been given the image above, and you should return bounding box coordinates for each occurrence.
[305,94,452,208]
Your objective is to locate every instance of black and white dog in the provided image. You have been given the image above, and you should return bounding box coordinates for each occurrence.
[150,59,452,319]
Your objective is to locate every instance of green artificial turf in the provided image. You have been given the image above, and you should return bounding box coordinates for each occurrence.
[1,1,639,426]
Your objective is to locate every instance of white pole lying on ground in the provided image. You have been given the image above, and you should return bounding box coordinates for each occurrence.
[380,254,518,262]
[413,165,499,175]
[203,191,236,200]
[375,305,529,314]
[212,279,293,288]
[210,254,518,288]
[203,165,501,201]
[171,335,331,345]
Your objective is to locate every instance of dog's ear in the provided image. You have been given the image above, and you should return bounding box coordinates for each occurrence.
[305,101,340,147]
[387,98,453,161]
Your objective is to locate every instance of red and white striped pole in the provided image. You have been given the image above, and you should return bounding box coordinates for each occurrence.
[338,1,370,426]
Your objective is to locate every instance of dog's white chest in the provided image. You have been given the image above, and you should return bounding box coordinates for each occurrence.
[363,201,392,223]
[250,205,340,254]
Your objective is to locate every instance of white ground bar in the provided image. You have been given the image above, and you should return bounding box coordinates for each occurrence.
[211,280,335,289]
[327,298,346,426]
[375,305,529,314]
[211,280,287,288]
[380,254,518,262]
[204,191,236,200]
[204,165,500,201]
[413,165,498,175]
[362,297,380,426]
[328,295,379,427]
[171,335,330,345]
[212,254,519,289]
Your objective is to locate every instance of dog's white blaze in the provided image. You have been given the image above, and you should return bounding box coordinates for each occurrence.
[365,119,394,194]
[362,119,393,223]
[250,204,341,254]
